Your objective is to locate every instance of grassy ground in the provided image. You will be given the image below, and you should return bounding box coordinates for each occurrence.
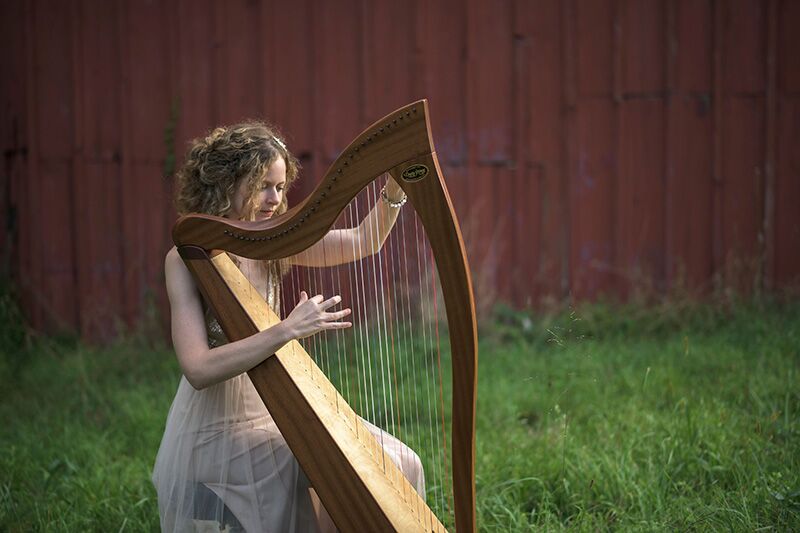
[0,293,798,531]
[476,300,799,531]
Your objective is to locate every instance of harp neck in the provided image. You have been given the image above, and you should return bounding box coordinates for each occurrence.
[173,100,433,260]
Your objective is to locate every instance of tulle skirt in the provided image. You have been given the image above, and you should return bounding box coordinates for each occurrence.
[152,372,425,533]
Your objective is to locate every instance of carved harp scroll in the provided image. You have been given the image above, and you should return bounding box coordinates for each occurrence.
[173,100,478,532]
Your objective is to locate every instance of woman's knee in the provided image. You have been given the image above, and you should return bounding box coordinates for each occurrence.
[401,449,425,494]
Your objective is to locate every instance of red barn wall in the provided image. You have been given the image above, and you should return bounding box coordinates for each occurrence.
[1,0,799,340]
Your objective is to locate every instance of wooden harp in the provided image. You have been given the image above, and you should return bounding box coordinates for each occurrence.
[172,100,477,532]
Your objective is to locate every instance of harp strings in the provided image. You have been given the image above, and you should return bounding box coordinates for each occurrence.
[280,180,453,526]
[352,193,376,422]
[429,236,453,517]
[414,208,450,518]
[396,207,423,500]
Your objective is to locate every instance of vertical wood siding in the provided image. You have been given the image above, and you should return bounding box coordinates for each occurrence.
[1,0,799,339]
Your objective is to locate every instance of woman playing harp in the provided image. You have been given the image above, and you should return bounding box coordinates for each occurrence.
[151,122,424,532]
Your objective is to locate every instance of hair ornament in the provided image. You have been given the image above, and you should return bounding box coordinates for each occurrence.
[272,135,287,151]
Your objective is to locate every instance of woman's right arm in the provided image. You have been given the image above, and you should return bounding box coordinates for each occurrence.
[165,248,351,390]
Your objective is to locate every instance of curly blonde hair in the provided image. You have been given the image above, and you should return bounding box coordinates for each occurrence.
[175,120,300,219]
[174,121,301,294]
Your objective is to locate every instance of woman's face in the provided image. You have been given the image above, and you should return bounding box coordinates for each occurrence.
[230,156,287,221]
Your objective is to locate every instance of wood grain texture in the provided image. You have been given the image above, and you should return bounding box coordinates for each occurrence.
[7,0,800,336]
[180,247,447,532]
[175,101,478,532]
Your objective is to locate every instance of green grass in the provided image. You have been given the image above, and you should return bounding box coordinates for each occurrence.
[475,300,800,531]
[1,294,798,531]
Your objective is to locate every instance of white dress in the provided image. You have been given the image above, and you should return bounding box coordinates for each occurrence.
[152,289,425,532]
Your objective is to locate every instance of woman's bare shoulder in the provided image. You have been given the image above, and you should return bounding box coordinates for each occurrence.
[165,245,182,265]
[164,246,197,297]
[165,246,185,274]
[165,245,178,261]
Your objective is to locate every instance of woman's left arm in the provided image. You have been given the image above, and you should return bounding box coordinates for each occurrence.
[290,178,406,267]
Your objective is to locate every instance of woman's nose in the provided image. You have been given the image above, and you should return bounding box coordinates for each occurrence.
[265,189,280,204]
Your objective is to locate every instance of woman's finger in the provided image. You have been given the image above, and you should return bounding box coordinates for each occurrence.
[323,321,352,329]
[325,309,351,320]
[320,295,342,309]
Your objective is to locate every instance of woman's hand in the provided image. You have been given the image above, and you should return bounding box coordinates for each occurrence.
[284,291,352,339]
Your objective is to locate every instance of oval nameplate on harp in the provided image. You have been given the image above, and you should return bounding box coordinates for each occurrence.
[401,163,429,182]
